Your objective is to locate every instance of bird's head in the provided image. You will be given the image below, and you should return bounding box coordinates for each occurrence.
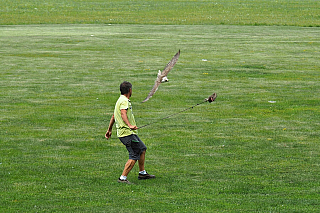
[161,76,169,83]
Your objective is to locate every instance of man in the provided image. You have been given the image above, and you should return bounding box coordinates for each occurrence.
[105,81,155,184]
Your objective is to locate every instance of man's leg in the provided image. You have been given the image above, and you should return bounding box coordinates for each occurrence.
[138,150,155,180]
[122,159,136,176]
[138,150,146,172]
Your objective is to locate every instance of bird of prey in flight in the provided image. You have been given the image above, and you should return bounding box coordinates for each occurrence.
[142,50,180,103]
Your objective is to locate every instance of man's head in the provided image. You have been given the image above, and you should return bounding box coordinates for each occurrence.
[120,81,132,96]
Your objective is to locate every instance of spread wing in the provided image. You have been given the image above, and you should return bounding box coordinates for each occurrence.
[142,50,180,103]
[160,49,180,78]
[142,79,161,103]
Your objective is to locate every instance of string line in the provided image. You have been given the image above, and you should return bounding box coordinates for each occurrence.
[138,100,207,129]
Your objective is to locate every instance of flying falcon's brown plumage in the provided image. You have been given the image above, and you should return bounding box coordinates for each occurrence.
[142,50,180,103]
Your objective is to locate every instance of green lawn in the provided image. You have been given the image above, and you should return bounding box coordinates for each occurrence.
[1,0,319,26]
[1,0,320,212]
[1,24,319,212]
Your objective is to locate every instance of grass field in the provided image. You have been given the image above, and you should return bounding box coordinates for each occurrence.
[1,0,320,26]
[1,0,320,212]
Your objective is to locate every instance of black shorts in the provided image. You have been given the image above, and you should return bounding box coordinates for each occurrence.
[118,134,147,160]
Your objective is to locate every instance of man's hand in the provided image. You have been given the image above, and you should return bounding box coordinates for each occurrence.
[105,130,112,140]
[129,125,138,130]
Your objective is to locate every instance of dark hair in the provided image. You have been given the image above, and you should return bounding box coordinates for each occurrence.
[120,81,132,95]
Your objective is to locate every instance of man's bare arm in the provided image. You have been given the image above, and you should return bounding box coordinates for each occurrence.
[121,109,138,130]
[105,114,115,139]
